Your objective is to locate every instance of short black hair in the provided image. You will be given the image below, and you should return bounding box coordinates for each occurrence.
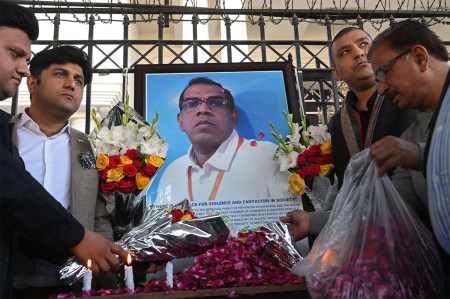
[178,77,235,111]
[368,20,448,62]
[0,2,39,41]
[30,45,93,85]
[330,27,372,68]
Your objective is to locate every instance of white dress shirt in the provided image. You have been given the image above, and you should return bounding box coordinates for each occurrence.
[16,110,71,210]
[156,130,303,230]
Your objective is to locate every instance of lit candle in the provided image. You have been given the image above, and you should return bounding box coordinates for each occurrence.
[82,259,92,292]
[124,253,134,291]
[166,261,173,288]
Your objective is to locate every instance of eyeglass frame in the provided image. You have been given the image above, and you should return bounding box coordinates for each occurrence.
[375,49,411,85]
[180,97,230,111]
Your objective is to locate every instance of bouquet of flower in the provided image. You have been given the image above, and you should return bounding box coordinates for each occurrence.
[270,110,334,210]
[59,199,230,287]
[89,95,168,240]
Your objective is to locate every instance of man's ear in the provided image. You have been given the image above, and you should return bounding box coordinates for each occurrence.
[27,76,37,94]
[411,45,429,72]
[332,68,342,81]
[177,112,185,132]
[232,109,238,128]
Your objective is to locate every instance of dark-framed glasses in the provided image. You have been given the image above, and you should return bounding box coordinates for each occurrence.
[181,97,229,110]
[375,49,411,85]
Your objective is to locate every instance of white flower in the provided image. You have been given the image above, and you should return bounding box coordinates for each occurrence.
[287,133,301,148]
[308,124,331,144]
[278,151,299,172]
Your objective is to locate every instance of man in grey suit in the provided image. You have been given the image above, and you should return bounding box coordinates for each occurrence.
[10,46,116,297]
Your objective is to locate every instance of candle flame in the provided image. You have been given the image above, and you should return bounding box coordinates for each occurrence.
[87,259,92,269]
[127,253,132,265]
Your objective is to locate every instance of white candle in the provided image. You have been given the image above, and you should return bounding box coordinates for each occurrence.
[166,261,173,288]
[124,254,134,291]
[82,259,92,292]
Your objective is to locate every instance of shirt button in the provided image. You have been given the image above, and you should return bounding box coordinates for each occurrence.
[200,179,205,184]
[433,176,440,184]
[437,125,443,132]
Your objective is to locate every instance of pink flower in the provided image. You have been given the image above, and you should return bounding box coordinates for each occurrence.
[250,140,257,146]
[258,132,265,138]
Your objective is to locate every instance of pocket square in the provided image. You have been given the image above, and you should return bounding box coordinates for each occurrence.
[81,150,96,169]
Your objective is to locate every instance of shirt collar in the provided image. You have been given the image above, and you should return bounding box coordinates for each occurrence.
[17,108,71,136]
[188,129,239,171]
[346,89,378,112]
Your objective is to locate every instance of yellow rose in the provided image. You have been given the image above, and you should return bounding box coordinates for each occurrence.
[136,173,150,190]
[120,155,133,165]
[96,154,109,170]
[320,142,332,156]
[319,164,334,177]
[287,173,305,196]
[145,155,165,168]
[107,166,124,182]
[180,214,193,221]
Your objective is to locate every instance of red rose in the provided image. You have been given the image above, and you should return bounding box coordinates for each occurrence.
[298,167,308,179]
[183,209,196,219]
[141,164,157,178]
[123,164,138,177]
[99,167,110,181]
[116,178,137,193]
[303,147,321,161]
[109,155,122,168]
[297,154,306,166]
[125,149,139,160]
[324,153,334,164]
[132,160,141,170]
[314,156,328,165]
[101,181,117,193]
[307,164,320,178]
[171,208,184,223]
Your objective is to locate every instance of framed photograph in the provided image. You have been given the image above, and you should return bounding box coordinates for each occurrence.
[134,61,302,204]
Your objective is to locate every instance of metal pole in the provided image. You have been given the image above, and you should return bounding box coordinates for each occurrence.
[85,14,94,134]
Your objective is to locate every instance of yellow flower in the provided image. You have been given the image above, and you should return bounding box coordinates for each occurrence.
[120,155,133,165]
[136,173,150,190]
[107,166,124,182]
[320,142,332,156]
[180,214,193,221]
[319,164,334,177]
[96,154,109,170]
[287,173,305,195]
[145,155,165,168]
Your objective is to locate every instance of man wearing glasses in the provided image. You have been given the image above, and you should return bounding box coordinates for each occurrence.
[156,77,295,208]
[368,19,450,295]
[281,27,416,243]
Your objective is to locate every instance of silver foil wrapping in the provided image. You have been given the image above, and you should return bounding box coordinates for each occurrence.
[59,199,229,286]
[260,221,303,271]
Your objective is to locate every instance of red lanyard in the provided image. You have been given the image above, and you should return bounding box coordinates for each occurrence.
[188,137,244,202]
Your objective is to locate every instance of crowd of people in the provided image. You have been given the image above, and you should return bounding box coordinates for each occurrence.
[0,2,449,298]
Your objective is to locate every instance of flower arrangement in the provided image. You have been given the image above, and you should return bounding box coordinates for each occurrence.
[164,207,197,224]
[90,96,168,195]
[89,95,168,240]
[270,110,333,196]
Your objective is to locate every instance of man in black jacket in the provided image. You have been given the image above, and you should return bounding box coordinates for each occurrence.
[281,27,416,241]
[0,3,130,297]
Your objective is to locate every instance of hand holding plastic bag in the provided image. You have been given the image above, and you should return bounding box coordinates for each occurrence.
[292,149,444,298]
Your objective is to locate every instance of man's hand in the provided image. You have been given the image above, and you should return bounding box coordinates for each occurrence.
[70,229,128,276]
[369,136,420,177]
[279,210,310,242]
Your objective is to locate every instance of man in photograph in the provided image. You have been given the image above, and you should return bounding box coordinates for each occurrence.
[155,77,298,215]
